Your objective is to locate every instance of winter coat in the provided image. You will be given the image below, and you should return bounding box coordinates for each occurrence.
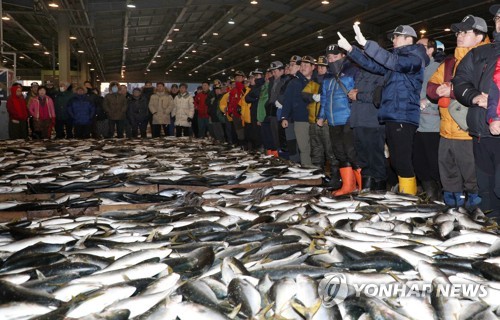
[348,41,430,126]
[452,35,500,140]
[319,61,356,126]
[257,81,269,123]
[54,88,74,121]
[103,93,127,120]
[67,94,96,125]
[127,96,149,124]
[488,57,500,124]
[417,58,440,133]
[302,80,321,124]
[194,91,210,119]
[227,82,245,119]
[428,41,488,140]
[246,78,265,123]
[282,72,311,122]
[6,86,28,121]
[149,92,174,125]
[349,67,384,128]
[172,92,194,127]
[29,96,55,120]
[239,86,252,125]
[208,92,225,123]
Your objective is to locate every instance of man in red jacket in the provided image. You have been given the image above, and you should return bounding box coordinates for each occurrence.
[227,70,247,147]
[6,84,29,139]
[194,81,210,138]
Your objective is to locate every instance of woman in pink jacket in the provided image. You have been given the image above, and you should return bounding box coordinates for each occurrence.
[29,86,56,139]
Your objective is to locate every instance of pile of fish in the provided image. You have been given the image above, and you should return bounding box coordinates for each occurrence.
[0,138,498,319]
[0,138,322,196]
[0,188,498,319]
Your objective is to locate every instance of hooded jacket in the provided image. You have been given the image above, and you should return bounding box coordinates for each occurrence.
[103,93,127,120]
[6,85,28,121]
[348,40,430,126]
[194,90,210,119]
[67,94,96,125]
[453,32,500,139]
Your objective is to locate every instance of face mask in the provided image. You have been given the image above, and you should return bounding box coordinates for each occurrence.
[59,87,66,92]
[111,86,118,93]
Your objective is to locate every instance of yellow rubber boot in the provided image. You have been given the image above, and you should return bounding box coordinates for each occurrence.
[398,176,417,195]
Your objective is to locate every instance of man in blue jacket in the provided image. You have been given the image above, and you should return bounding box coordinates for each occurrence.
[67,86,96,139]
[337,24,429,195]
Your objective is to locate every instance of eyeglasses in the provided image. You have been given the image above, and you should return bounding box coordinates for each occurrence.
[494,16,500,22]
[455,30,474,37]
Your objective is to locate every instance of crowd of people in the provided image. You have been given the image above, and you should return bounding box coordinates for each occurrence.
[4,4,500,219]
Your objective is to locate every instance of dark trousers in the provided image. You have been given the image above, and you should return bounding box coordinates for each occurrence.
[413,131,440,182]
[107,120,124,138]
[211,122,226,142]
[152,124,169,138]
[354,126,386,181]
[329,124,357,166]
[74,124,91,139]
[261,116,279,150]
[310,123,337,167]
[473,137,500,216]
[55,119,73,139]
[130,121,148,138]
[176,126,190,137]
[385,122,417,177]
[245,121,262,151]
[197,118,209,138]
[285,122,300,163]
[8,120,28,140]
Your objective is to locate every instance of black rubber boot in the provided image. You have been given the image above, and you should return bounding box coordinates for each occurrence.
[421,180,440,201]
[371,179,387,192]
[328,165,342,190]
[361,176,374,193]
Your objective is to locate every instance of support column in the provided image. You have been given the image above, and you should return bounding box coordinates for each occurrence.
[57,13,71,84]
[79,56,89,85]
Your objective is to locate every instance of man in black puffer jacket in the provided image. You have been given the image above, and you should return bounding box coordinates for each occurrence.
[453,4,500,220]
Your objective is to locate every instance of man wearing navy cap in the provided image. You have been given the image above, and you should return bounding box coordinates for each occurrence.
[244,68,265,151]
[453,4,500,220]
[337,24,429,195]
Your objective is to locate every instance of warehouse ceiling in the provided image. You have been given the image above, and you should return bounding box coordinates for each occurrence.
[1,0,497,83]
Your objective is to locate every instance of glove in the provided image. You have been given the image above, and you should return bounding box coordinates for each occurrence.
[312,94,321,102]
[337,32,352,52]
[275,101,283,109]
[353,24,367,46]
[187,117,192,123]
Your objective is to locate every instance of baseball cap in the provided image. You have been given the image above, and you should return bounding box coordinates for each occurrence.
[214,84,222,90]
[269,61,284,70]
[301,56,315,64]
[31,82,39,87]
[316,56,328,66]
[387,25,418,40]
[252,68,264,75]
[451,15,488,33]
[326,44,343,55]
[290,55,302,64]
[490,5,500,16]
[234,70,245,77]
